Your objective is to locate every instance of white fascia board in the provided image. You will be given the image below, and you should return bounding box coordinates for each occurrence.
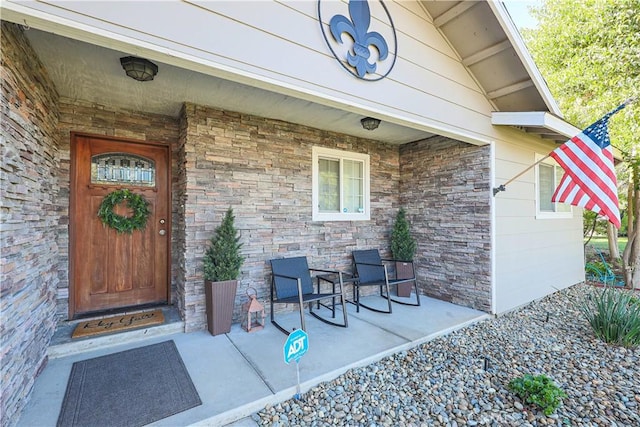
[491,111,580,138]
[487,1,563,117]
[492,112,623,160]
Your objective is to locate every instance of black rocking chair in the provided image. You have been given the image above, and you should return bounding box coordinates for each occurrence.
[351,249,421,313]
[270,256,348,335]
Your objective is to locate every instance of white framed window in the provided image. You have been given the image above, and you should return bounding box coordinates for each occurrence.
[312,147,370,221]
[535,154,572,219]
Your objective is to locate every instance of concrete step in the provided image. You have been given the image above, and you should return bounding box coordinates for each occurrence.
[48,306,184,359]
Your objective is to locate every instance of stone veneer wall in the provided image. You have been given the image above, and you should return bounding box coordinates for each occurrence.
[174,105,189,322]
[0,22,61,426]
[56,101,180,317]
[400,136,492,312]
[179,103,401,332]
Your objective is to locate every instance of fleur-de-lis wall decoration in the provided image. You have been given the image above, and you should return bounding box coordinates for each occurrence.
[319,0,397,81]
[330,0,388,78]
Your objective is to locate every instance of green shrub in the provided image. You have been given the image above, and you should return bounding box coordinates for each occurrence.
[390,207,416,261]
[588,260,609,274]
[203,208,244,282]
[508,374,567,416]
[580,287,640,348]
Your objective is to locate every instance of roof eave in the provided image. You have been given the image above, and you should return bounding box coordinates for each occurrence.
[492,111,624,161]
[491,111,580,141]
[487,1,563,117]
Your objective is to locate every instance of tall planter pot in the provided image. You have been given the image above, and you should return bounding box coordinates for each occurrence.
[204,279,238,336]
[395,261,414,298]
[391,208,416,298]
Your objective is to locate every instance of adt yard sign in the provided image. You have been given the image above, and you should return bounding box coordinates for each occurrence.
[284,329,308,364]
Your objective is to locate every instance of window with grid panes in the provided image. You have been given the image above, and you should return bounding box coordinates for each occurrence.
[312,147,370,221]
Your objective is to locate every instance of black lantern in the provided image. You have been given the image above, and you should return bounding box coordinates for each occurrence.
[119,56,158,82]
[361,117,381,131]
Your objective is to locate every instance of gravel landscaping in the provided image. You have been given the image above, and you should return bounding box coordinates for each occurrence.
[253,284,640,426]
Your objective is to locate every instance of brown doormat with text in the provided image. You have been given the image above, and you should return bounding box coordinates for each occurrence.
[72,309,165,339]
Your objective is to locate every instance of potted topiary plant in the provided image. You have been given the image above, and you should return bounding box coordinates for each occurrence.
[203,207,244,336]
[391,207,417,297]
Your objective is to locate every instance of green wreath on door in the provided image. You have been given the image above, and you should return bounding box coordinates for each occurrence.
[98,189,150,234]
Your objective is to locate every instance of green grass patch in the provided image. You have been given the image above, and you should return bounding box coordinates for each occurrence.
[585,237,628,253]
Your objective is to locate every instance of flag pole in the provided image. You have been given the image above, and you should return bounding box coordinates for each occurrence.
[492,97,637,197]
[493,154,551,196]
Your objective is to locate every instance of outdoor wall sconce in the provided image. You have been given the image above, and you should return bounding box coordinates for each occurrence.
[241,287,265,333]
[119,56,158,82]
[361,117,381,131]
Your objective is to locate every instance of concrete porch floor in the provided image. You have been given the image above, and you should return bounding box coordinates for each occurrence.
[18,296,490,426]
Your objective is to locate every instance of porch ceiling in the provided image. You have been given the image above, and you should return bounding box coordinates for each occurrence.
[22,28,433,146]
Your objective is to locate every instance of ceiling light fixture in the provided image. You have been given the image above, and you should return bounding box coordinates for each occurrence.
[361,117,381,131]
[119,56,158,82]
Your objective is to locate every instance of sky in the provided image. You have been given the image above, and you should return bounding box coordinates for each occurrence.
[502,0,542,30]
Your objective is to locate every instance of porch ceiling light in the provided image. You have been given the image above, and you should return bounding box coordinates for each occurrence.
[119,56,158,82]
[361,117,381,131]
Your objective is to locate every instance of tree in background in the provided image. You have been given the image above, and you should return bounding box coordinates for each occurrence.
[523,0,640,289]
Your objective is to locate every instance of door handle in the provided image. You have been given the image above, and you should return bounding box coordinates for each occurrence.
[159,229,166,236]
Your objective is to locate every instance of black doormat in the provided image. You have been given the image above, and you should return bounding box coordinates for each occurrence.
[57,340,202,427]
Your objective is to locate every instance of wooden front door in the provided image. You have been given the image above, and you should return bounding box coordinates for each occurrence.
[70,134,170,317]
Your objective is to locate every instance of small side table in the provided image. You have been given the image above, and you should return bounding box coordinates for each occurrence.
[316,272,359,311]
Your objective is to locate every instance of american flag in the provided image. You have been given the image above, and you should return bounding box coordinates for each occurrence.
[550,103,626,229]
